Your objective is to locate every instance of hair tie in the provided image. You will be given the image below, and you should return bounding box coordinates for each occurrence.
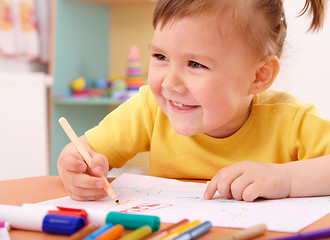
[281,9,285,22]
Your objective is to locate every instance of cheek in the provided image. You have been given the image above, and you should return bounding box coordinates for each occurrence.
[195,85,236,112]
[148,68,164,100]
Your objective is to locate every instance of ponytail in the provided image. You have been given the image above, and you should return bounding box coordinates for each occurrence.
[298,0,328,32]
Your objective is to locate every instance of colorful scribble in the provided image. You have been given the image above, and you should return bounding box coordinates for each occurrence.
[119,203,173,213]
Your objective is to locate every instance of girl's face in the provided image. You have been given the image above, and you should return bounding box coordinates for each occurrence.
[148,14,261,138]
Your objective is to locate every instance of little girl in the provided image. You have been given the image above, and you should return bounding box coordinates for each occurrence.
[58,0,330,202]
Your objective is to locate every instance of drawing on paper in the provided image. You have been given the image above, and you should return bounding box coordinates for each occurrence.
[37,173,330,233]
[119,203,173,213]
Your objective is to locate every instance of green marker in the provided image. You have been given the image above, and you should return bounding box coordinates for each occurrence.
[119,225,152,240]
[106,212,160,232]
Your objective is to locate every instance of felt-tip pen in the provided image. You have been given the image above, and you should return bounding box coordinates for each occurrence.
[69,223,99,240]
[145,219,190,240]
[84,223,114,240]
[0,204,160,233]
[172,221,212,240]
[119,225,152,240]
[160,220,201,240]
[0,204,84,234]
[269,227,330,240]
[95,224,125,240]
[42,214,86,235]
[58,117,119,204]
[216,223,267,240]
[106,212,160,232]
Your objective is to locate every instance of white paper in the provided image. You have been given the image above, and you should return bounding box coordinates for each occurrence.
[37,173,330,233]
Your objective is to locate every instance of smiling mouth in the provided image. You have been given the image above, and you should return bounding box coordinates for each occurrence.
[173,101,184,107]
[170,100,198,110]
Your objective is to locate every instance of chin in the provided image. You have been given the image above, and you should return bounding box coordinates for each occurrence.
[172,125,198,136]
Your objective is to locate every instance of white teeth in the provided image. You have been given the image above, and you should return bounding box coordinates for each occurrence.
[173,101,184,107]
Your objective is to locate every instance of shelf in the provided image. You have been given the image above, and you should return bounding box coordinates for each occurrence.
[51,0,155,175]
[71,0,157,6]
[54,97,126,106]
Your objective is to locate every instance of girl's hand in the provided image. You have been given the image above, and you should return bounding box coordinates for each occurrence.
[57,136,111,201]
[203,161,291,201]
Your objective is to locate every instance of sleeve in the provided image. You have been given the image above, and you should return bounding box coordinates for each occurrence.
[290,103,330,160]
[85,86,156,168]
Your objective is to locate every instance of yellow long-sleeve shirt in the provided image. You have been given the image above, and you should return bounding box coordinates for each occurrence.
[85,86,330,179]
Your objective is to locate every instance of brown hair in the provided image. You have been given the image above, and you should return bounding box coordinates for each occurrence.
[152,0,327,58]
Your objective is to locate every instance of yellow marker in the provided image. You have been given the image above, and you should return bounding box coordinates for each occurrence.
[58,117,119,204]
[159,220,202,240]
[145,219,189,240]
[118,225,152,240]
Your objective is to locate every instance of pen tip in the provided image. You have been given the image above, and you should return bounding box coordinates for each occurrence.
[115,199,120,205]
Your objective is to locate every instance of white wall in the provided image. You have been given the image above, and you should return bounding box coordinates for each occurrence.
[274,1,330,119]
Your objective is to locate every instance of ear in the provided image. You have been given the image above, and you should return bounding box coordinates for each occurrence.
[249,55,280,94]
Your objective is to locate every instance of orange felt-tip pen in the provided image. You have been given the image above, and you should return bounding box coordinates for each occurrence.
[95,224,125,240]
[58,117,119,204]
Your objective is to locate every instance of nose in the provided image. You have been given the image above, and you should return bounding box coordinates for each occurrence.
[161,65,186,93]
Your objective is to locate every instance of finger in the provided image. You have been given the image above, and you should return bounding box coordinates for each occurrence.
[216,166,245,199]
[68,153,87,172]
[69,189,109,201]
[89,152,110,177]
[58,148,87,173]
[69,185,108,199]
[68,171,106,189]
[242,183,261,202]
[65,173,110,201]
[230,174,254,201]
[203,175,219,200]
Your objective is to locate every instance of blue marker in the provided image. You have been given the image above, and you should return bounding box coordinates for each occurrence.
[42,214,86,235]
[172,221,212,240]
[83,223,114,240]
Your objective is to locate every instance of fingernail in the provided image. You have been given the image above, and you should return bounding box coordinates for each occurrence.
[203,192,210,200]
[94,165,102,174]
[79,164,86,172]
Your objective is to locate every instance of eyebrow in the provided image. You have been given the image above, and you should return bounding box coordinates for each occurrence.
[148,43,162,52]
[149,43,217,65]
[187,53,216,64]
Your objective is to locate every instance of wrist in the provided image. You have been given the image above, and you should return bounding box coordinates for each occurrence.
[276,162,292,198]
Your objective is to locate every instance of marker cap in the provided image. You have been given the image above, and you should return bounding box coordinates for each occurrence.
[42,214,86,235]
[106,212,160,232]
[48,206,88,223]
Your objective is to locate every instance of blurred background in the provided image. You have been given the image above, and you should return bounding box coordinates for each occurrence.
[0,0,329,180]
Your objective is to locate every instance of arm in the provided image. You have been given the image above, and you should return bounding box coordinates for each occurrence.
[286,154,330,197]
[203,155,330,202]
[57,135,113,201]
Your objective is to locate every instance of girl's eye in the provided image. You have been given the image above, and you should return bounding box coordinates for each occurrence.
[153,54,168,61]
[188,61,208,69]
